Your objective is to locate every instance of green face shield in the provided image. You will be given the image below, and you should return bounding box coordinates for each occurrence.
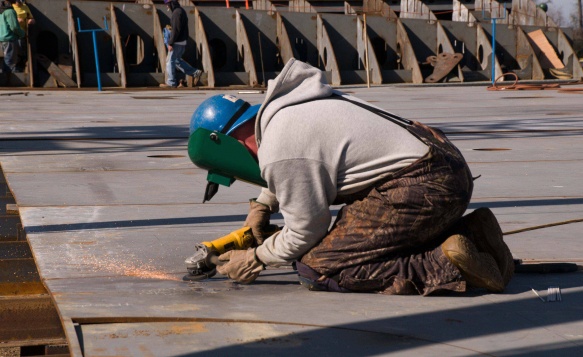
[188,128,266,202]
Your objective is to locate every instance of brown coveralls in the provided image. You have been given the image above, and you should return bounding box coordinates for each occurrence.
[299,117,474,295]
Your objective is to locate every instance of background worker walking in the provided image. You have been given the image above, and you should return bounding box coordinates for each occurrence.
[0,0,24,73]
[160,0,202,88]
[11,0,34,71]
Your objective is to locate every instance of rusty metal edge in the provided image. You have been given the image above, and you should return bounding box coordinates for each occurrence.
[0,338,68,349]
[0,165,71,355]
[62,318,83,357]
[27,261,73,356]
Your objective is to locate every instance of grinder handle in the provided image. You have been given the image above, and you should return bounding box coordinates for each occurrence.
[203,226,255,254]
[203,225,281,254]
[205,225,281,268]
[208,252,222,267]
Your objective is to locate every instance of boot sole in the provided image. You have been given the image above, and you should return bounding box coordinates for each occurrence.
[463,208,514,285]
[442,235,504,293]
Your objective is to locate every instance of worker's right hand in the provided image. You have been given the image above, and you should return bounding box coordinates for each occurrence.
[244,199,272,245]
[216,248,264,284]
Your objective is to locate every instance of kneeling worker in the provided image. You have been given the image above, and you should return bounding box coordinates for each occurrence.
[189,59,513,295]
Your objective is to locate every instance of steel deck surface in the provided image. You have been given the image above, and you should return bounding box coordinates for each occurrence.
[1,84,582,356]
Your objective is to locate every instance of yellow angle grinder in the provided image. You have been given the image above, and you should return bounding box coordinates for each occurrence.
[183,225,279,281]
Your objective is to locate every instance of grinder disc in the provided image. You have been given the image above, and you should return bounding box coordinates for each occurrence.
[182,268,217,282]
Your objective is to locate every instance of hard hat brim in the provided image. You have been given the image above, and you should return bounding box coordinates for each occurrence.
[225,104,261,135]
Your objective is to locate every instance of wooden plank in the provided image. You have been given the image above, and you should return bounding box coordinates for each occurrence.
[0,242,32,259]
[526,29,564,69]
[0,216,22,241]
[0,282,47,295]
[57,53,74,80]
[0,259,41,284]
[0,296,66,342]
[37,54,78,88]
[6,203,19,215]
[0,197,16,215]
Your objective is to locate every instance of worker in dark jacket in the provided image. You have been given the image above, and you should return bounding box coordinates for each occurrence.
[160,0,202,88]
[0,0,24,73]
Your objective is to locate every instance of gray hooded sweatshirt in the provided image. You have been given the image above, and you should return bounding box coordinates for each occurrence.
[254,59,429,266]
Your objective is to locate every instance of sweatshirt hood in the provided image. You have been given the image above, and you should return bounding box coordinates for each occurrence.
[255,59,333,146]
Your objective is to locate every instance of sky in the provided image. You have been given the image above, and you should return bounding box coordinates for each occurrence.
[540,0,581,27]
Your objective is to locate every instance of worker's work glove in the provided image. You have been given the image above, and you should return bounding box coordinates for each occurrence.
[216,248,265,284]
[244,199,272,245]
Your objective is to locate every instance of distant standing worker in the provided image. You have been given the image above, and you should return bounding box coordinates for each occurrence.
[11,0,34,70]
[160,0,202,88]
[0,0,24,73]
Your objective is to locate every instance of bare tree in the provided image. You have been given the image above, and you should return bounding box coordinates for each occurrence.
[575,0,583,55]
[534,0,566,26]
[545,1,564,26]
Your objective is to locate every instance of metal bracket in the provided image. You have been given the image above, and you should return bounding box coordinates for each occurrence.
[424,53,463,83]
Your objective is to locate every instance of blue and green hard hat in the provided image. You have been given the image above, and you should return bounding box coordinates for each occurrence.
[190,94,260,136]
[188,94,264,202]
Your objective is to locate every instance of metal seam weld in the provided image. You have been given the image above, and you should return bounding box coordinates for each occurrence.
[503,218,583,235]
[70,316,494,355]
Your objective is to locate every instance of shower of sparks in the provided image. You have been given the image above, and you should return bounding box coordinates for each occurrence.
[80,254,182,281]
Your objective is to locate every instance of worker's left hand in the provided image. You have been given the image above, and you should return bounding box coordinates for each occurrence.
[244,199,272,245]
[216,248,264,284]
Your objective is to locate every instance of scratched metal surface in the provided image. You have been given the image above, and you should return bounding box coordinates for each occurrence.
[1,85,582,355]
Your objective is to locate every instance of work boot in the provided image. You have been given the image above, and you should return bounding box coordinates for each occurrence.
[442,234,504,293]
[456,208,514,286]
[192,69,202,86]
